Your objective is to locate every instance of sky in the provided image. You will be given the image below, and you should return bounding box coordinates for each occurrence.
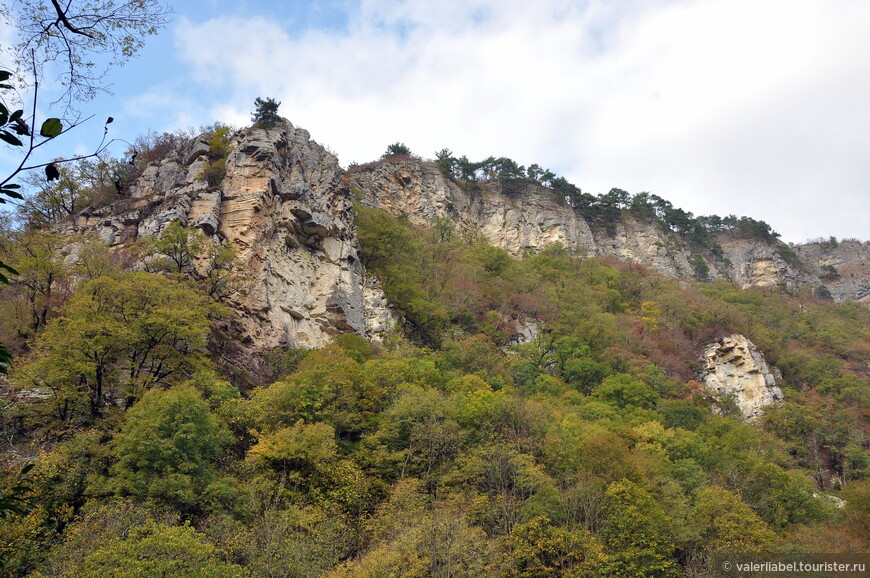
[2,0,868,243]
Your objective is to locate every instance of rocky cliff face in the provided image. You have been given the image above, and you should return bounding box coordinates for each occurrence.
[63,120,868,357]
[795,239,870,304]
[68,120,394,351]
[701,334,783,420]
[348,159,598,254]
[347,157,858,296]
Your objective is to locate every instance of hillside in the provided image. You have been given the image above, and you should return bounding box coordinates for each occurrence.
[348,153,869,304]
[0,118,868,576]
[48,119,870,358]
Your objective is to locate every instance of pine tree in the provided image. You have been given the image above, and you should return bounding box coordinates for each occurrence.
[252,97,282,128]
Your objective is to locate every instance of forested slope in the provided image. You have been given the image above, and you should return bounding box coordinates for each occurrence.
[1,200,868,576]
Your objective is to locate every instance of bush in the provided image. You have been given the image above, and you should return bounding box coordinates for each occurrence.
[201,157,226,188]
[197,123,232,188]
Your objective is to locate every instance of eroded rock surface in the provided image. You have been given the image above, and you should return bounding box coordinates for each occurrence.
[67,120,394,351]
[795,239,870,304]
[348,158,847,292]
[702,334,783,420]
[349,159,597,255]
[64,120,869,360]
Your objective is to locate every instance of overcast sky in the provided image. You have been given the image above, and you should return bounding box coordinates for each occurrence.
[4,0,869,243]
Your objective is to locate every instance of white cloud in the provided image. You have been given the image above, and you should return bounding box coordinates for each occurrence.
[172,0,870,242]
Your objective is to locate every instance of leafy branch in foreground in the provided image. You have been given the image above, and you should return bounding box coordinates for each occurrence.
[0,68,117,195]
[0,464,34,520]
[0,463,34,571]
[0,64,118,373]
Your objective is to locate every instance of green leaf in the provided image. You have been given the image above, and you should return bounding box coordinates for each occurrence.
[0,130,22,146]
[1,189,23,199]
[0,70,10,82]
[0,111,6,127]
[2,183,20,189]
[40,117,63,138]
[0,261,18,276]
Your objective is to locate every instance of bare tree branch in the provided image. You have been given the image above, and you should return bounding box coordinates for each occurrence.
[12,0,172,110]
[49,0,95,38]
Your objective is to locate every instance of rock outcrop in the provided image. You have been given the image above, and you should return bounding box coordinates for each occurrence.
[701,334,783,420]
[346,158,840,291]
[349,159,598,255]
[795,239,870,304]
[62,119,870,358]
[68,120,394,352]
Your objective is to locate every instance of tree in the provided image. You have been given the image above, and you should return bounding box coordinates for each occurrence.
[17,157,128,225]
[0,228,73,336]
[448,444,550,535]
[435,148,456,177]
[456,155,479,181]
[601,480,679,577]
[843,479,870,537]
[550,176,583,207]
[248,345,387,439]
[330,484,496,577]
[8,0,172,107]
[197,122,233,187]
[594,373,660,410]
[206,505,352,578]
[503,516,607,577]
[689,486,776,553]
[110,386,233,513]
[80,521,245,577]
[201,239,242,301]
[382,142,412,158]
[153,220,202,276]
[14,272,221,423]
[251,97,281,128]
[0,0,168,370]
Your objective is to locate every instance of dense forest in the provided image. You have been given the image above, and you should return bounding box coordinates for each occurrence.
[0,182,868,575]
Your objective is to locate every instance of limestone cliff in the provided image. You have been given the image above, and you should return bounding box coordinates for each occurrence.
[62,120,869,358]
[795,239,870,304]
[67,120,394,351]
[701,334,783,420]
[347,157,858,296]
[348,159,598,254]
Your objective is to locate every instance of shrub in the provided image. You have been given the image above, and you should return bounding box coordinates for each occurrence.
[197,123,232,188]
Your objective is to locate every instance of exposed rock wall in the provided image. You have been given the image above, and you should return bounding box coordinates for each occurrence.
[595,217,708,280]
[349,159,598,255]
[702,334,783,420]
[63,121,869,358]
[718,238,814,290]
[795,239,870,304]
[347,158,828,289]
[68,120,394,351]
